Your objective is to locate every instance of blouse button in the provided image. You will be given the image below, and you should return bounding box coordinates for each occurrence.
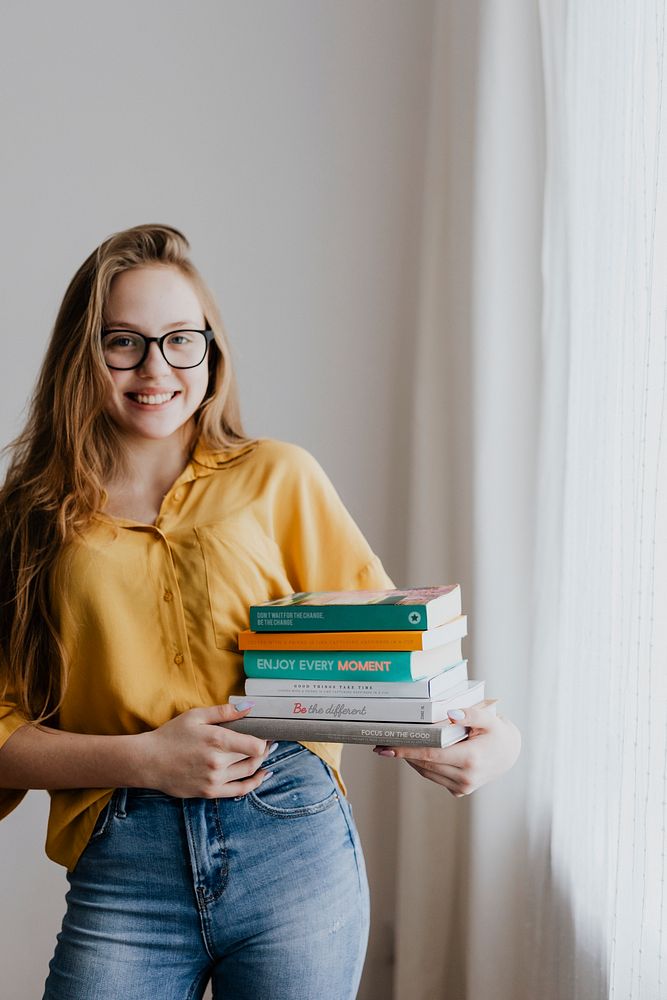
[163,590,174,602]
[173,491,183,503]
[174,653,184,665]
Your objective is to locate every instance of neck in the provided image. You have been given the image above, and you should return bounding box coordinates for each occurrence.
[113,424,196,497]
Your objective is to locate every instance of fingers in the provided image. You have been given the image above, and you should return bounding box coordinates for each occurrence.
[373,741,480,795]
[216,769,274,799]
[194,750,272,797]
[371,706,520,799]
[214,729,269,758]
[446,700,498,733]
[224,752,271,782]
[197,765,272,799]
[208,725,269,762]
[189,703,269,757]
[406,761,470,797]
[407,760,461,782]
[199,738,278,795]
[373,743,469,769]
[191,702,254,726]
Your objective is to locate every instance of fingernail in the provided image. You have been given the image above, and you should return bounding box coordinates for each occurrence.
[260,770,274,783]
[235,700,255,711]
[266,742,279,755]
[448,709,465,721]
[376,749,396,757]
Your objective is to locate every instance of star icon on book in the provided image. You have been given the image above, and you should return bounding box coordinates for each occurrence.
[408,611,422,624]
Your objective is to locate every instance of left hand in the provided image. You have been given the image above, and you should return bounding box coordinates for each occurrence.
[372,702,521,797]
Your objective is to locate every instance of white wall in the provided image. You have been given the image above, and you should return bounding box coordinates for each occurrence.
[0,3,435,997]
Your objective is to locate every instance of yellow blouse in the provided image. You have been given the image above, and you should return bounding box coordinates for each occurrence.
[0,439,392,871]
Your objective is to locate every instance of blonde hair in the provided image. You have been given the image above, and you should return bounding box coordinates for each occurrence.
[0,223,249,723]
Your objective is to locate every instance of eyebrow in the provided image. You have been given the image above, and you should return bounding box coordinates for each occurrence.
[103,320,204,331]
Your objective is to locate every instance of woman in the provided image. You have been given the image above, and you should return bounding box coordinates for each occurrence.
[0,224,520,999]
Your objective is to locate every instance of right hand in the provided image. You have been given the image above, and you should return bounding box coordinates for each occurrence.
[139,703,271,799]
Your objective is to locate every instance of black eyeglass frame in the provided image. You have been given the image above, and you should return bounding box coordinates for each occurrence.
[101,327,215,370]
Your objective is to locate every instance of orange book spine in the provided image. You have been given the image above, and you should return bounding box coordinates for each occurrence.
[238,629,430,651]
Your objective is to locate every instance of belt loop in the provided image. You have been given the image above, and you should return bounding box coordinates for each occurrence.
[115,787,128,818]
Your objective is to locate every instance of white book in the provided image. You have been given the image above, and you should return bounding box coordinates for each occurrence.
[226,698,496,747]
[244,660,469,699]
[230,679,485,724]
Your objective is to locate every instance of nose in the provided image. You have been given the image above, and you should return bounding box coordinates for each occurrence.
[138,341,171,377]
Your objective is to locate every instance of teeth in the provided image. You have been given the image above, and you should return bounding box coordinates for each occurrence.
[133,392,175,405]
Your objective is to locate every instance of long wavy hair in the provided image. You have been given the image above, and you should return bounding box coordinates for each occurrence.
[0,223,249,724]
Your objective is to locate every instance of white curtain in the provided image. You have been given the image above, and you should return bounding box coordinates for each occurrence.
[397,1,667,998]
[395,2,543,998]
[526,2,667,998]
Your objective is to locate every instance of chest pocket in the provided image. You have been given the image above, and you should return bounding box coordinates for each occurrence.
[196,514,294,651]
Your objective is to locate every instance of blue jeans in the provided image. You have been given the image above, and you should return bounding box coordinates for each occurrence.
[43,743,369,1000]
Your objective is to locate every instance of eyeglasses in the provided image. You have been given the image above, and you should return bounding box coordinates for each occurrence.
[101,328,215,370]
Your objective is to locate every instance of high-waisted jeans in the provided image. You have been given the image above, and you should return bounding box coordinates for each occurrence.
[43,743,370,1000]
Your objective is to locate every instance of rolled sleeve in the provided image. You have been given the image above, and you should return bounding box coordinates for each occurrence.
[274,445,395,593]
[0,701,29,820]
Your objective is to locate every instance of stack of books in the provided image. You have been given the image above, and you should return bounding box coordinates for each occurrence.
[226,586,487,748]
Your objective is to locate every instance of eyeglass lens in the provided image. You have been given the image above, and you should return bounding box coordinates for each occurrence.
[103,331,209,370]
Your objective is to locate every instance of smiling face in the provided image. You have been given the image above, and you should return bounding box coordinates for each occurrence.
[102,265,211,445]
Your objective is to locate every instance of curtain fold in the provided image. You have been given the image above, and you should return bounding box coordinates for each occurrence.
[394,4,481,999]
[525,3,667,998]
[465,1,544,996]
[397,2,542,998]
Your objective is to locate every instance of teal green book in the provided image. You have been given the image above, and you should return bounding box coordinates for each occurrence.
[242,639,463,682]
[249,585,461,632]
